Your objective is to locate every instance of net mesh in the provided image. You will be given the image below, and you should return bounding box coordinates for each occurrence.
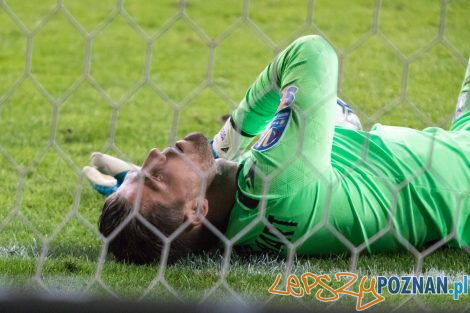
[0,0,469,311]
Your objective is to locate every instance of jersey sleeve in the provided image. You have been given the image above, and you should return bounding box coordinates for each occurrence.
[233,35,338,198]
[232,35,338,136]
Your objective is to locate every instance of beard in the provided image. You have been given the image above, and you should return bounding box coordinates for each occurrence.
[183,132,215,172]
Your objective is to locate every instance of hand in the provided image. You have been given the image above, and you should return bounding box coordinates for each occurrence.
[83,152,138,196]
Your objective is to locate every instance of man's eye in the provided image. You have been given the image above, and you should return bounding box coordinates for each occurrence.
[153,174,163,181]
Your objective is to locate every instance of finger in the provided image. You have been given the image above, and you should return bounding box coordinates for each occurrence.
[83,166,118,196]
[90,152,139,176]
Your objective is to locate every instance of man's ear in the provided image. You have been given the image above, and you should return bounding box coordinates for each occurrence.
[184,198,209,228]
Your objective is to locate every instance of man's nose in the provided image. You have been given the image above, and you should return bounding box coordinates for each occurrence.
[142,148,166,171]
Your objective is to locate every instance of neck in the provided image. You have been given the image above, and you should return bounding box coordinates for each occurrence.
[205,158,238,233]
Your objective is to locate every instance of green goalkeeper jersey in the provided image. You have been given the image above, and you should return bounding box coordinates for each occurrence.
[224,35,470,254]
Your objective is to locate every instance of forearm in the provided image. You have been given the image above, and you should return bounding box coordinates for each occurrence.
[231,35,338,136]
[231,62,281,136]
[212,35,338,160]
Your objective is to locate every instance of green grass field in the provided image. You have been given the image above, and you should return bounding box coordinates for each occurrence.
[0,0,470,311]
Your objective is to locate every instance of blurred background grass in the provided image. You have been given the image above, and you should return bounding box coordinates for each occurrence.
[0,0,469,309]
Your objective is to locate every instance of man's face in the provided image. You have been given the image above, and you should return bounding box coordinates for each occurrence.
[116,132,215,215]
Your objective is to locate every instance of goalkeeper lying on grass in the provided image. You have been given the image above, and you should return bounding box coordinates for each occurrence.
[84,35,470,265]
